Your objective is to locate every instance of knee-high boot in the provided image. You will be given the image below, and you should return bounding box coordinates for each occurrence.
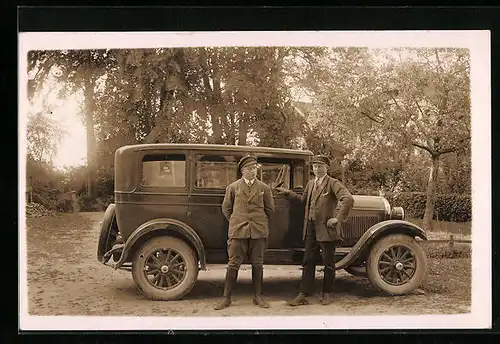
[214,268,238,310]
[252,266,269,308]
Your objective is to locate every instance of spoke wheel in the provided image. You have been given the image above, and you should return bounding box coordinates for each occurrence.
[377,245,416,286]
[132,236,198,301]
[143,248,187,290]
[367,234,427,295]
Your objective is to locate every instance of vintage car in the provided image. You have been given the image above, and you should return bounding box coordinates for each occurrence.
[97,143,428,301]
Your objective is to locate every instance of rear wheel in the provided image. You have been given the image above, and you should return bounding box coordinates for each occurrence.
[132,236,198,301]
[366,234,427,295]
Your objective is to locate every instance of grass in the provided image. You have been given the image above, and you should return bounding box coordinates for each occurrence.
[405,218,472,259]
[407,217,471,240]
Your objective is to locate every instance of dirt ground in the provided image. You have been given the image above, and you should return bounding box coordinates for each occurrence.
[23,212,471,317]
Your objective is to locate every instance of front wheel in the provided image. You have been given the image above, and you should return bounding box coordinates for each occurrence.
[366,234,427,295]
[132,236,198,301]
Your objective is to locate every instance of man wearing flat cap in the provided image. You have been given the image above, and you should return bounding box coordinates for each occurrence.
[214,155,275,310]
[277,154,354,306]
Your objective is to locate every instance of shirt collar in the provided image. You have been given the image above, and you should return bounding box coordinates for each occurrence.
[243,177,254,185]
[315,175,326,184]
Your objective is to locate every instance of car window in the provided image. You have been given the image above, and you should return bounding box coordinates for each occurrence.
[141,154,186,187]
[293,164,305,189]
[258,162,291,189]
[195,154,239,189]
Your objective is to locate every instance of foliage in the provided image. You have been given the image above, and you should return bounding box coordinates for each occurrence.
[26,47,471,217]
[385,192,471,222]
[26,111,67,164]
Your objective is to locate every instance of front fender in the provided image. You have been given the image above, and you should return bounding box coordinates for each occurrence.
[112,218,206,270]
[336,220,427,269]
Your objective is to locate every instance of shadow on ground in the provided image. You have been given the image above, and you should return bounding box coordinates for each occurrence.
[112,273,388,302]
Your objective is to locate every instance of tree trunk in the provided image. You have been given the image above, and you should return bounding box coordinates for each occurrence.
[340,162,346,185]
[209,108,224,144]
[84,76,97,199]
[238,115,249,145]
[423,155,440,231]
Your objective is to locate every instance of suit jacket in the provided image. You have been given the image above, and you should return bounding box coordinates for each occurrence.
[222,178,275,239]
[285,175,354,242]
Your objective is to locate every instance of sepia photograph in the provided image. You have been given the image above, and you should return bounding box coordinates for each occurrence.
[18,30,491,330]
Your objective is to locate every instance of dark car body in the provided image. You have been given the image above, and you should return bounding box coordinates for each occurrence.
[97,144,428,300]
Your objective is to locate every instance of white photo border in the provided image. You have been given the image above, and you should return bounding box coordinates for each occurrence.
[18,30,492,330]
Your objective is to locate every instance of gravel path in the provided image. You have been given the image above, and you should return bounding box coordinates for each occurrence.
[24,212,471,317]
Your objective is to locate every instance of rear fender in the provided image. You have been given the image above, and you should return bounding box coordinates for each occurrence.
[97,204,118,263]
[112,218,206,270]
[336,220,427,269]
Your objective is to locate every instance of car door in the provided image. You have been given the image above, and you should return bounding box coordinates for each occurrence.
[256,157,306,249]
[187,152,243,263]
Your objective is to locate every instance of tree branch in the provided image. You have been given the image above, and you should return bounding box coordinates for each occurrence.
[412,142,434,156]
[414,100,426,118]
[437,137,471,156]
[360,110,383,124]
[438,147,458,155]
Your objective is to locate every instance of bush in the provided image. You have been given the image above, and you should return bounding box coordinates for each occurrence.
[77,194,95,212]
[30,184,61,211]
[77,194,114,212]
[385,192,471,222]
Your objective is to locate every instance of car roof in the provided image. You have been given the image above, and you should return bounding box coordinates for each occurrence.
[117,143,314,156]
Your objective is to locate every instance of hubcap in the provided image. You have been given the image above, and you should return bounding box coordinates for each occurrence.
[143,248,186,290]
[378,245,416,286]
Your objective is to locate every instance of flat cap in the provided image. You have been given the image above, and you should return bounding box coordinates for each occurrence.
[238,155,258,170]
[312,155,330,166]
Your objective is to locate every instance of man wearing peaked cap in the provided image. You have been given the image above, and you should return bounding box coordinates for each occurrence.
[277,154,354,306]
[312,155,330,166]
[214,154,275,310]
[237,155,258,171]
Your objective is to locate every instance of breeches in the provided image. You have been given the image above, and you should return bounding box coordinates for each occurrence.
[227,238,267,270]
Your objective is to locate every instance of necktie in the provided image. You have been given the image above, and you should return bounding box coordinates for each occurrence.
[313,178,319,192]
[308,179,320,220]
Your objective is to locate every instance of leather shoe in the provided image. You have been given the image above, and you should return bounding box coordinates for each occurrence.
[288,293,309,307]
[253,295,270,308]
[321,292,332,305]
[214,297,231,310]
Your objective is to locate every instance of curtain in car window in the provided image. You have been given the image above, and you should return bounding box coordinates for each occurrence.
[141,154,186,187]
[195,155,239,189]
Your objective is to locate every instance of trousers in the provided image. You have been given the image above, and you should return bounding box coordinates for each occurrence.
[227,238,267,271]
[300,220,336,294]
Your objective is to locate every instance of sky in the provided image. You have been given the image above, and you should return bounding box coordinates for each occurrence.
[28,77,87,170]
[52,95,87,170]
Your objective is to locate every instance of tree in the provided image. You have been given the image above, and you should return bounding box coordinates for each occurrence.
[26,111,67,164]
[28,49,112,198]
[364,48,471,230]
[302,48,470,230]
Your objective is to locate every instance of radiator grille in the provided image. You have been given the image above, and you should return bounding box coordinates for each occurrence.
[342,215,380,240]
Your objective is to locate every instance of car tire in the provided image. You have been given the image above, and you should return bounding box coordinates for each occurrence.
[366,234,427,295]
[132,236,198,301]
[97,204,118,263]
[345,266,368,278]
